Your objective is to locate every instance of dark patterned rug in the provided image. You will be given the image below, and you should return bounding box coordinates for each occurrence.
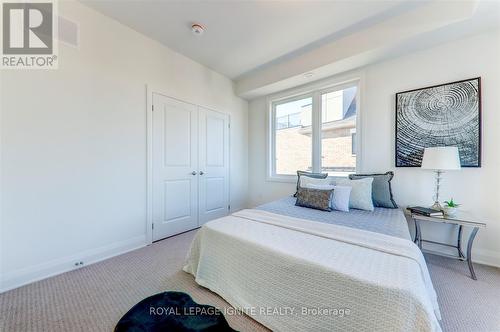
[115,291,236,332]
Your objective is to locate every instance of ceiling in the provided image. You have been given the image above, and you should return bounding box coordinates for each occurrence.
[81,0,499,99]
[81,0,414,79]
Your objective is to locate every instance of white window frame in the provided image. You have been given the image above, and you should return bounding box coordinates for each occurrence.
[267,74,363,183]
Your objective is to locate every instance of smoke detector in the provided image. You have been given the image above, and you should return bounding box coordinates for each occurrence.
[191,24,205,36]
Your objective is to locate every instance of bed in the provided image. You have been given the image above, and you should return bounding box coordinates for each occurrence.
[184,197,442,332]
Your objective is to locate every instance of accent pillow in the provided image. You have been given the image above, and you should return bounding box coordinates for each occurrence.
[295,187,333,211]
[331,185,351,212]
[333,177,374,211]
[349,172,398,208]
[303,184,351,212]
[294,171,328,197]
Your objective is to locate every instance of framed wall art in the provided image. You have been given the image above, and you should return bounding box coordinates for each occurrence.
[395,77,481,167]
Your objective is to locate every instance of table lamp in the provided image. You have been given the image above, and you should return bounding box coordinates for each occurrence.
[421,146,461,210]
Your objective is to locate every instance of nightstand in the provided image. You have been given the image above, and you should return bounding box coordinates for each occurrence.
[410,210,486,280]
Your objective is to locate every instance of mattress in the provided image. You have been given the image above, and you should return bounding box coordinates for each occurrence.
[257,196,411,240]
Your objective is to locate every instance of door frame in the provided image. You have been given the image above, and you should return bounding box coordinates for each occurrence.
[146,85,231,245]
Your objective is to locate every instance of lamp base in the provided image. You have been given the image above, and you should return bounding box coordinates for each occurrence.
[431,170,443,211]
[430,201,443,211]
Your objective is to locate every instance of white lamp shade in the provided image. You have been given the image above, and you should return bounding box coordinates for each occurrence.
[421,147,461,170]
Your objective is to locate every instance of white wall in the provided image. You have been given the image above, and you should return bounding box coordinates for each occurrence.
[0,1,248,292]
[248,29,500,267]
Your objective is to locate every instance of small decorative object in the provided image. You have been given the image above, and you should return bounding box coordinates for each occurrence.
[396,77,481,167]
[421,147,461,210]
[443,198,460,217]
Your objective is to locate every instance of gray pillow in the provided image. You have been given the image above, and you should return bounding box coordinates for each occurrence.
[295,187,333,212]
[349,171,398,208]
[294,170,328,197]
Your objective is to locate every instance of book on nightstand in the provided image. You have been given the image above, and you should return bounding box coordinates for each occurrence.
[407,206,443,217]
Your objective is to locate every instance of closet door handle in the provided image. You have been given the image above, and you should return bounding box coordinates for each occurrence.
[191,171,197,176]
[200,171,205,175]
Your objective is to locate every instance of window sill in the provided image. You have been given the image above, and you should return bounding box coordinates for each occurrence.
[325,172,351,178]
[266,173,351,183]
[266,175,297,183]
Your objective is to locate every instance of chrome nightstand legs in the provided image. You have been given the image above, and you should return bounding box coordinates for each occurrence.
[414,219,422,248]
[414,219,480,280]
[466,227,479,280]
[457,225,465,260]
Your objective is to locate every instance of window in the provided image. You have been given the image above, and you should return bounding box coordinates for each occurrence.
[274,96,312,175]
[320,86,357,176]
[269,82,359,180]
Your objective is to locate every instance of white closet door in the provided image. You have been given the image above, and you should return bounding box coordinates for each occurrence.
[198,107,230,225]
[152,93,199,241]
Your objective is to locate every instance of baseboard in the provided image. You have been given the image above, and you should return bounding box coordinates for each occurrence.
[471,248,500,268]
[1,235,147,293]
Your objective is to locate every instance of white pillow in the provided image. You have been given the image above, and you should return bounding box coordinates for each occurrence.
[300,176,331,188]
[333,177,374,211]
[302,183,351,212]
[331,185,351,212]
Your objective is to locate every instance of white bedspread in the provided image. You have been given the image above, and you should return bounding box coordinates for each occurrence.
[184,209,442,332]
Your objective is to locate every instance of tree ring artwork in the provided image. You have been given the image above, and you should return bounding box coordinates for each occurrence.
[396,78,481,167]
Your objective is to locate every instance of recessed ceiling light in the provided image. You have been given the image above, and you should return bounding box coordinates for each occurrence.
[303,72,314,78]
[191,23,205,36]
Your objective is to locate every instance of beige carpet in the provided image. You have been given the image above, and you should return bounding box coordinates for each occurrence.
[1,229,499,332]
